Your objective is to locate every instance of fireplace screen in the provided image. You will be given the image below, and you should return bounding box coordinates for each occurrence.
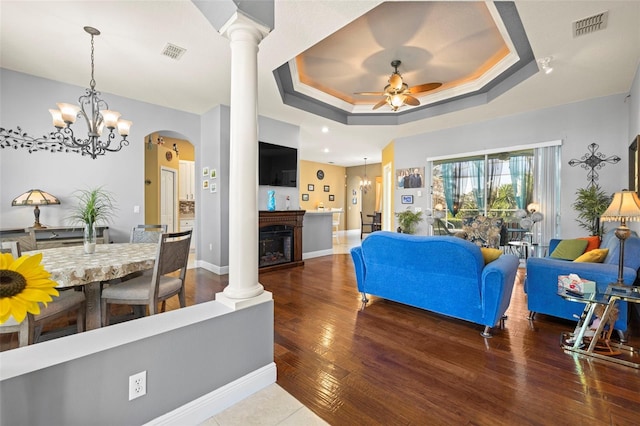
[259,225,293,267]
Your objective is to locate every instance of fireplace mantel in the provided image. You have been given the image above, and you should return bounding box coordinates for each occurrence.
[259,210,305,272]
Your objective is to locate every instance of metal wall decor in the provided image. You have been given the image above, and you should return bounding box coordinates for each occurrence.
[0,26,132,159]
[568,143,620,187]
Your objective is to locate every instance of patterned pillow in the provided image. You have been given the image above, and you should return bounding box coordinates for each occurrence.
[461,216,504,249]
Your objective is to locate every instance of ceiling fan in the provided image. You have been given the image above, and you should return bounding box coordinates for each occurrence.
[355,60,442,111]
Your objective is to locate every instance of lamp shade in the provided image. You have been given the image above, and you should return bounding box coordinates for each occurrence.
[600,191,640,222]
[11,189,60,206]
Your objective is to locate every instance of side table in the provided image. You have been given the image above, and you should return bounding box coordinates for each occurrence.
[559,285,640,369]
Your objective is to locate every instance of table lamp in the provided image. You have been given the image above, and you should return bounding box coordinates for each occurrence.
[600,190,640,285]
[11,189,60,229]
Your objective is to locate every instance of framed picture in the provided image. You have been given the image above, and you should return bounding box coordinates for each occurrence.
[329,194,335,201]
[352,197,357,205]
[396,166,425,189]
[630,135,639,194]
[302,193,309,201]
[308,184,315,191]
[202,180,209,190]
[324,185,330,192]
[210,182,217,193]
[210,168,217,179]
[401,195,414,204]
[202,167,209,177]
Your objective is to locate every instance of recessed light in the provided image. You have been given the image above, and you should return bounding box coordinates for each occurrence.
[321,126,329,133]
[323,148,330,153]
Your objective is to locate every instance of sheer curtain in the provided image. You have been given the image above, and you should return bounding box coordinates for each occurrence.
[533,145,561,244]
[509,155,533,209]
[442,162,462,216]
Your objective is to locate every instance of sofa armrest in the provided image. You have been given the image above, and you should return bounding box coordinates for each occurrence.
[525,257,637,293]
[350,247,366,292]
[480,254,519,326]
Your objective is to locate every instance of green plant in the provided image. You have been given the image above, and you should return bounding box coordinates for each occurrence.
[68,187,118,240]
[395,209,423,234]
[572,184,612,237]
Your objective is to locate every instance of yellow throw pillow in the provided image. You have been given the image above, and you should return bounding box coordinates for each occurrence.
[481,247,502,265]
[573,248,609,263]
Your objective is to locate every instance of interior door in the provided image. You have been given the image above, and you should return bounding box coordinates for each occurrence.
[160,167,177,233]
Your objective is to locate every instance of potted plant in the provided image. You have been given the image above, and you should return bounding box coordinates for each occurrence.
[572,184,612,237]
[68,187,117,253]
[395,209,423,234]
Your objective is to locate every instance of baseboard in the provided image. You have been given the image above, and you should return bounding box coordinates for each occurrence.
[145,362,277,425]
[303,249,334,259]
[196,260,229,275]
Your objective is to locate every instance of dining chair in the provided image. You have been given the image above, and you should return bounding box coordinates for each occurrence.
[360,211,377,239]
[130,224,168,243]
[0,241,86,347]
[331,208,343,243]
[101,230,192,326]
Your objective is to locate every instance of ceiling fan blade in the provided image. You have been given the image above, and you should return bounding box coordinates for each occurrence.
[408,82,442,94]
[403,95,420,106]
[372,99,388,110]
[354,91,386,96]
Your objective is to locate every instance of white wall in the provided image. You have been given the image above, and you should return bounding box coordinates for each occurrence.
[394,93,632,238]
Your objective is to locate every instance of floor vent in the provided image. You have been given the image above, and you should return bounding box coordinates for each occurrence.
[161,43,187,60]
[573,11,608,37]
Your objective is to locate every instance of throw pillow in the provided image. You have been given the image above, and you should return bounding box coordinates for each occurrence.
[550,239,589,260]
[480,247,502,264]
[462,216,504,248]
[578,236,601,252]
[574,248,609,263]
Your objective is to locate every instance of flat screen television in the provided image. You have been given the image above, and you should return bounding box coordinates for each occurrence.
[259,141,297,187]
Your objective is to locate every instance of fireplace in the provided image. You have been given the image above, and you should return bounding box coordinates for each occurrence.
[259,210,305,272]
[259,225,293,267]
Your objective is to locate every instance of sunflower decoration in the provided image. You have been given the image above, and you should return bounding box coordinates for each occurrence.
[0,252,59,324]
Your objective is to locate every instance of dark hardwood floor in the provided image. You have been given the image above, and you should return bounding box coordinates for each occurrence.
[3,254,640,424]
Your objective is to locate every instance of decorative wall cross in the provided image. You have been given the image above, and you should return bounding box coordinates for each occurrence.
[568,143,620,187]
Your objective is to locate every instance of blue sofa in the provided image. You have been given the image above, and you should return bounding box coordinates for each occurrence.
[525,230,640,333]
[350,231,520,337]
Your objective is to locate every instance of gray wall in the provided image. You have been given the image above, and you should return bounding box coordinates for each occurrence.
[630,64,640,139]
[394,93,634,238]
[0,69,302,271]
[0,69,200,244]
[0,301,274,425]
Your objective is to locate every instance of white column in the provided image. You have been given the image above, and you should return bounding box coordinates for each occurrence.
[216,13,272,309]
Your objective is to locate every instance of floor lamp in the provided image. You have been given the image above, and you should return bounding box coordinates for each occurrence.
[600,190,640,286]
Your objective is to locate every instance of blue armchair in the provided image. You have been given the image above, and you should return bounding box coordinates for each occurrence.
[525,230,640,334]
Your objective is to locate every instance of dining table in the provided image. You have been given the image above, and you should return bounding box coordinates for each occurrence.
[24,243,158,330]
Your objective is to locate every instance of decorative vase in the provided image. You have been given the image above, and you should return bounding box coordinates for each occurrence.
[84,222,96,254]
[267,190,276,211]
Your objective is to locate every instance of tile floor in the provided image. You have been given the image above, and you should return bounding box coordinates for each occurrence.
[199,384,328,426]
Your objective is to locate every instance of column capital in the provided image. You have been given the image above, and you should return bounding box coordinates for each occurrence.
[219,11,271,43]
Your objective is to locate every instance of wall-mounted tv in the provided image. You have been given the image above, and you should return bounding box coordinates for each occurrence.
[258,141,298,187]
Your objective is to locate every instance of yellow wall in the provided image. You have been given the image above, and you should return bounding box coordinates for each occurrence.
[382,141,395,230]
[299,160,346,230]
[144,133,191,224]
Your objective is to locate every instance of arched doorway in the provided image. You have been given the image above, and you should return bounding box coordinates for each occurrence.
[144,131,195,249]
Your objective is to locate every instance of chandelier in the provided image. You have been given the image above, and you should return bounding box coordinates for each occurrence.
[0,26,132,159]
[359,158,372,194]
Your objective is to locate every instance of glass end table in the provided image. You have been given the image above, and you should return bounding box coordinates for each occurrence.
[558,285,640,369]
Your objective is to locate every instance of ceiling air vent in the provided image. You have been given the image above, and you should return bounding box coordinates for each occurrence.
[573,11,608,37]
[161,43,187,60]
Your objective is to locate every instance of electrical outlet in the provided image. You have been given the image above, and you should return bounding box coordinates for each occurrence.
[414,207,422,213]
[129,371,147,401]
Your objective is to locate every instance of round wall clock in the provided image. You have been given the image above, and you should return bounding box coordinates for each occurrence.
[166,151,173,161]
[316,169,325,180]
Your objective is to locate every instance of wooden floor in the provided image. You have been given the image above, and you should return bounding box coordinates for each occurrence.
[3,254,640,424]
